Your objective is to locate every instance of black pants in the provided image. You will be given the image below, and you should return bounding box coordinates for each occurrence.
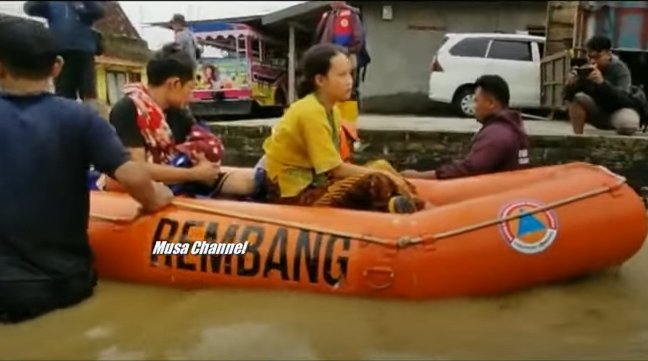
[0,270,96,324]
[55,50,97,100]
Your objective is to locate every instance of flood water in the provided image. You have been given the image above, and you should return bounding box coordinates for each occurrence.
[2,239,648,360]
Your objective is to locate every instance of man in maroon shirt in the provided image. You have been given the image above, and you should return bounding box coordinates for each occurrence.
[402,75,530,180]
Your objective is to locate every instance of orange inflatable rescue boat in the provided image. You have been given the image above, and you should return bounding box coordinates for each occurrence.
[89,162,647,299]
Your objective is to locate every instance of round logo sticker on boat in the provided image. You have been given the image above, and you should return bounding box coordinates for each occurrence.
[498,200,558,254]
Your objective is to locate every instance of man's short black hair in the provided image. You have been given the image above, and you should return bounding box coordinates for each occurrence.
[475,74,510,106]
[146,43,195,87]
[586,35,612,52]
[0,17,58,80]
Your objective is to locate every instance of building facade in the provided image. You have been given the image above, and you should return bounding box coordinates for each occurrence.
[93,1,151,107]
[1,2,150,113]
[354,1,547,114]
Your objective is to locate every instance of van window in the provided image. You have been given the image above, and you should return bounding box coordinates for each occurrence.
[449,37,490,58]
[487,40,532,61]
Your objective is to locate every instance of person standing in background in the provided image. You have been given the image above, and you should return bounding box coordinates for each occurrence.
[170,13,201,68]
[169,13,201,119]
[315,2,363,69]
[314,1,367,124]
[24,1,106,116]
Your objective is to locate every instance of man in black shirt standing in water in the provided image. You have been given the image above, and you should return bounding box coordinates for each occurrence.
[0,18,172,323]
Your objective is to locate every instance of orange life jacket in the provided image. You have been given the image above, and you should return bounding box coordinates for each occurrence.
[339,122,359,162]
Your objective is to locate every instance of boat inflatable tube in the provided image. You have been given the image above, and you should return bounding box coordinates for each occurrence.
[89,162,647,299]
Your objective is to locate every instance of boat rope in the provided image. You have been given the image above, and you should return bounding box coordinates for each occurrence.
[170,200,392,245]
[409,176,627,247]
[90,175,627,249]
[89,212,139,223]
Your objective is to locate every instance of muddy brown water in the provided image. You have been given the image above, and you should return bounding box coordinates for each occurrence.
[2,239,648,360]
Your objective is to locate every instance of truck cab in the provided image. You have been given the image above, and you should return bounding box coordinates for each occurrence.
[186,21,288,119]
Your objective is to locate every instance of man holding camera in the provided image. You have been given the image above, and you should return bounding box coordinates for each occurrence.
[565,35,640,136]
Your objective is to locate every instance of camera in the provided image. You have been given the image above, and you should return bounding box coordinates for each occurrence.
[576,66,595,78]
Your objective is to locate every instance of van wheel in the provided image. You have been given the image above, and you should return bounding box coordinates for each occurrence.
[453,86,475,118]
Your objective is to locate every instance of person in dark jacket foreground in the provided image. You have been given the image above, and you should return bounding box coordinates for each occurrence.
[23,1,105,108]
[401,75,530,180]
[0,18,172,324]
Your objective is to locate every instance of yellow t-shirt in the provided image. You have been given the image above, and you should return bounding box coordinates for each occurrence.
[263,94,344,198]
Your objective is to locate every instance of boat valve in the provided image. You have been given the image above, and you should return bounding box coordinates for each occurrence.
[363,266,395,290]
[396,236,415,248]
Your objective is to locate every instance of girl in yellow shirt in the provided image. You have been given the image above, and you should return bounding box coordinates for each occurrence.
[262,44,422,213]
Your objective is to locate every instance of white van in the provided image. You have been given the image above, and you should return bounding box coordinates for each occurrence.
[428,33,545,117]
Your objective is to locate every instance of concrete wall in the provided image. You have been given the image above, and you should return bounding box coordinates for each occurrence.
[357,1,547,114]
[210,123,648,194]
